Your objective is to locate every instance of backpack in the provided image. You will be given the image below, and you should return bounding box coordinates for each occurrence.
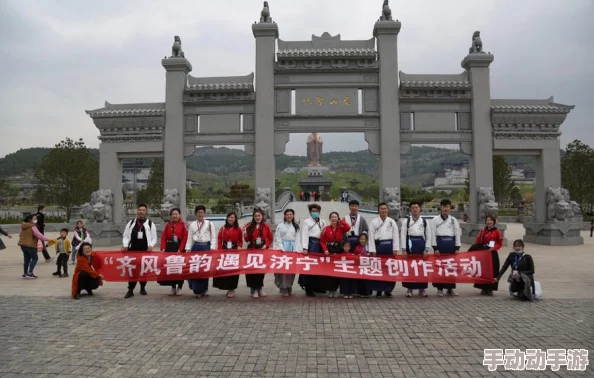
[405,217,427,253]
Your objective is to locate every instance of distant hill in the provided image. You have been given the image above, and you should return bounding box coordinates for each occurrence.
[0,145,537,186]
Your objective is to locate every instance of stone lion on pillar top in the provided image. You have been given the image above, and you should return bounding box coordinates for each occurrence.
[88,189,114,223]
[383,187,401,219]
[478,187,498,220]
[161,189,180,221]
[255,187,272,219]
[545,187,572,222]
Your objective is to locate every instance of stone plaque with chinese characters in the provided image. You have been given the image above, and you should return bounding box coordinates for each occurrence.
[295,88,358,116]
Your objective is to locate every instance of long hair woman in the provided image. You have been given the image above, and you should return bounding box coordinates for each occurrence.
[158,208,188,296]
[243,209,273,298]
[273,209,301,296]
[213,211,243,298]
[469,214,502,296]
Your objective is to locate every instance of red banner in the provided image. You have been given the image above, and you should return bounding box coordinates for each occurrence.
[93,250,493,283]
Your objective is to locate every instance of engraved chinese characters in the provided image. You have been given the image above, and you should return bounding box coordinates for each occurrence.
[295,89,358,116]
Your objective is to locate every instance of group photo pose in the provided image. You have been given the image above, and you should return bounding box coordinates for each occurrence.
[40,199,539,303]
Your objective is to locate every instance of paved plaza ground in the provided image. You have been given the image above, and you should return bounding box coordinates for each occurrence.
[0,223,592,377]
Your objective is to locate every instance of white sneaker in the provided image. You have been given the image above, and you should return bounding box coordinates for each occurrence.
[169,287,176,296]
[176,288,182,296]
[252,291,259,298]
[406,289,412,298]
[259,290,267,297]
[437,290,444,297]
[419,289,428,297]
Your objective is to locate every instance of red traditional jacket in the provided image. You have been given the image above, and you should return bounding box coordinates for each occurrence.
[353,244,368,256]
[243,223,273,248]
[320,220,351,252]
[217,225,244,249]
[160,221,188,252]
[475,226,503,251]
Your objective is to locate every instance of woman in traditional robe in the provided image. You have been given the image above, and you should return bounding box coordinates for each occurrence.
[495,239,536,301]
[213,212,243,298]
[273,209,301,296]
[319,212,351,297]
[469,215,502,296]
[158,208,188,296]
[299,204,326,297]
[71,242,103,299]
[244,209,273,298]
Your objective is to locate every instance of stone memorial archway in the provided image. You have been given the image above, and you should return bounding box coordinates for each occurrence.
[86,1,581,246]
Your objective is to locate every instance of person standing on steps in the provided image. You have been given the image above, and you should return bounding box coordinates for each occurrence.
[368,202,400,297]
[185,205,217,298]
[122,204,158,299]
[35,205,52,262]
[299,203,327,297]
[429,199,462,297]
[343,200,369,251]
[400,201,431,298]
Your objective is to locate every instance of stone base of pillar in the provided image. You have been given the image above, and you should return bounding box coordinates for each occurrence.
[523,222,584,246]
[87,223,164,247]
[461,223,508,247]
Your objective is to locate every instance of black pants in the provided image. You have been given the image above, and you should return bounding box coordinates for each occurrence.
[56,254,68,274]
[78,272,100,294]
[128,281,147,290]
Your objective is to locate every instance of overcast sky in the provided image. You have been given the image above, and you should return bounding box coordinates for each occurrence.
[1,0,592,158]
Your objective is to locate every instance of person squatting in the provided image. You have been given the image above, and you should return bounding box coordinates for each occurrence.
[56,200,537,301]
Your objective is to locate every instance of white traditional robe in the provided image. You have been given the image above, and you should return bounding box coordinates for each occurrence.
[273,222,302,252]
[429,214,461,247]
[400,216,432,251]
[299,217,326,251]
[368,216,399,253]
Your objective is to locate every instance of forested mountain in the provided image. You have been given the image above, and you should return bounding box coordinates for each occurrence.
[1,145,536,186]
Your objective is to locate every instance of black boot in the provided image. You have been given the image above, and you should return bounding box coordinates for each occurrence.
[124,290,134,299]
[74,292,81,300]
[140,284,147,296]
[86,289,94,296]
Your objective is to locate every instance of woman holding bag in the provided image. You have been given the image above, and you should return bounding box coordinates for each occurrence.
[158,208,188,296]
[469,215,502,296]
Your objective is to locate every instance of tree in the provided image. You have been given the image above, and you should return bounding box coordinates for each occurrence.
[562,140,594,213]
[493,156,514,207]
[35,138,98,221]
[144,158,164,209]
[463,172,470,202]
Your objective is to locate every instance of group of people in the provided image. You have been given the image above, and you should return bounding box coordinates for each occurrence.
[13,199,536,302]
[299,191,320,202]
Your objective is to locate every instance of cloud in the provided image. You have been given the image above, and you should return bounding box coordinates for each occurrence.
[1,0,593,159]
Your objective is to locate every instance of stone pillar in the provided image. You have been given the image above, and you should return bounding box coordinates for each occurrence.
[460,51,497,244]
[162,57,192,220]
[252,21,278,223]
[534,147,561,222]
[98,144,123,223]
[373,20,402,202]
[462,52,494,223]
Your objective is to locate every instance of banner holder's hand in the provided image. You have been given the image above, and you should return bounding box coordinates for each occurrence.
[399,250,405,257]
[121,246,128,251]
[302,249,308,255]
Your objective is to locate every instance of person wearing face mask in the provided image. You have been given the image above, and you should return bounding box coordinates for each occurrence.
[71,242,103,300]
[18,214,50,279]
[495,239,535,301]
[469,215,503,296]
[299,203,327,297]
[429,199,461,297]
[368,203,400,298]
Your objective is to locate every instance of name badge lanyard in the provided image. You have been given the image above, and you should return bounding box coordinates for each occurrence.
[514,254,524,270]
[170,222,180,243]
[224,227,234,249]
[136,219,144,239]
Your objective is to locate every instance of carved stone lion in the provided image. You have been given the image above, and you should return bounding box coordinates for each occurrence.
[383,187,401,219]
[545,187,571,222]
[171,36,185,58]
[468,31,483,54]
[255,187,272,218]
[379,0,393,21]
[478,187,498,219]
[260,1,272,23]
[90,189,113,223]
[161,189,180,221]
